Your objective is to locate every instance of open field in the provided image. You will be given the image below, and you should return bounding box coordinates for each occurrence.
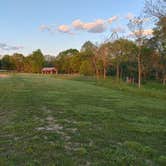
[0,74,166,165]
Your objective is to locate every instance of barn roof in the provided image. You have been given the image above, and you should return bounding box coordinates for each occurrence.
[42,67,57,71]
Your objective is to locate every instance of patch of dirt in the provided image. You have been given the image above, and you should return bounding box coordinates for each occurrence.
[41,106,52,114]
[35,110,81,152]
[36,115,63,131]
[46,116,55,121]
[0,74,9,78]
[37,125,63,131]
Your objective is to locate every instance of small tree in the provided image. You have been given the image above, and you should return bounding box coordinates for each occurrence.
[98,43,111,80]
[1,55,14,70]
[11,53,24,72]
[81,41,100,79]
[29,49,45,73]
[111,39,138,81]
[128,17,146,88]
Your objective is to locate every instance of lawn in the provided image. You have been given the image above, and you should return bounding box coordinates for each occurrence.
[0,74,166,166]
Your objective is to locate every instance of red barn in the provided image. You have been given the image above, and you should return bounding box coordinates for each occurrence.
[42,67,58,74]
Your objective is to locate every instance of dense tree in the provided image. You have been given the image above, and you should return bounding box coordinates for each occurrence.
[27,49,45,73]
[153,17,166,55]
[110,39,137,81]
[81,41,100,79]
[55,49,79,74]
[144,16,166,84]
[79,60,94,76]
[70,54,82,73]
[10,53,24,72]
[1,55,14,70]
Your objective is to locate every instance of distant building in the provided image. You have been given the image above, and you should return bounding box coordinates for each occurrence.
[42,67,58,74]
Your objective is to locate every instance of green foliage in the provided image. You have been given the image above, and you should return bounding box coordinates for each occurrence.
[1,55,14,70]
[75,147,87,156]
[80,41,96,53]
[79,60,94,76]
[142,146,154,158]
[123,141,143,153]
[28,49,45,73]
[153,17,166,55]
[0,50,45,73]
[158,155,166,165]
[55,49,79,74]
[11,53,25,72]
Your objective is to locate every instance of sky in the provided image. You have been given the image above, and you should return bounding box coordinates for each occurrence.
[0,0,149,56]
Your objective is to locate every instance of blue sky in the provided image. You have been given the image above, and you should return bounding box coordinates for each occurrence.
[0,0,147,56]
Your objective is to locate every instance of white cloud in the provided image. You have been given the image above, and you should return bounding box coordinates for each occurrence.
[0,42,23,51]
[129,17,150,24]
[125,13,134,20]
[0,43,7,48]
[72,17,118,33]
[57,25,72,34]
[108,16,118,23]
[72,19,107,33]
[140,29,153,35]
[130,29,153,37]
[83,19,107,33]
[40,25,52,32]
[72,19,85,30]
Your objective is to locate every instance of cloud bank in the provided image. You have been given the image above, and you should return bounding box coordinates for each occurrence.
[40,16,118,34]
[40,15,152,38]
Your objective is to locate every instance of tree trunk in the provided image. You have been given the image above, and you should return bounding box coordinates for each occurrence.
[138,52,142,88]
[155,71,158,80]
[96,69,99,80]
[103,67,106,80]
[116,63,119,81]
[92,57,99,80]
[120,67,123,80]
[163,76,166,85]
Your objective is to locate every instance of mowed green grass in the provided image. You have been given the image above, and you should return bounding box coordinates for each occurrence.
[0,74,166,166]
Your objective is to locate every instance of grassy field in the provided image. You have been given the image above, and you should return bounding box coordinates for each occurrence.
[0,74,166,166]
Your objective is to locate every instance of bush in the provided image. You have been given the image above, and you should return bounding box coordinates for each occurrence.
[75,147,87,156]
[158,155,166,165]
[123,141,143,153]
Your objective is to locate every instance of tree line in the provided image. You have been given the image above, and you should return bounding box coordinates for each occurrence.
[0,0,165,87]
